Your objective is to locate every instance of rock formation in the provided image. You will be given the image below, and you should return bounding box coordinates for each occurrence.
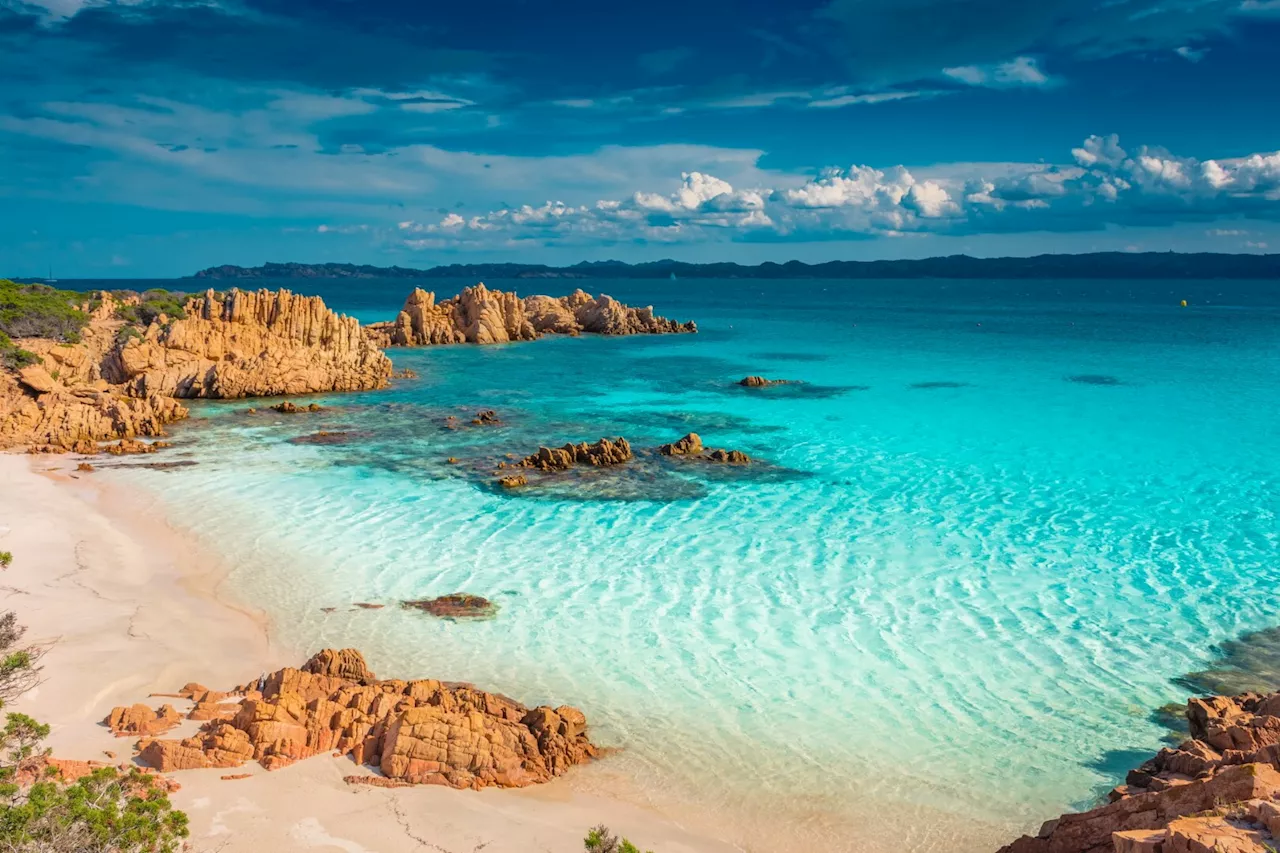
[401,594,498,619]
[998,689,1280,853]
[498,474,528,488]
[365,284,696,347]
[738,376,792,387]
[104,703,183,738]
[514,437,633,472]
[108,289,391,398]
[269,401,322,414]
[136,648,596,790]
[658,433,751,464]
[1,288,391,451]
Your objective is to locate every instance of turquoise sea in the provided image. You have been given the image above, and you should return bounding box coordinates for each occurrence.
[96,277,1280,852]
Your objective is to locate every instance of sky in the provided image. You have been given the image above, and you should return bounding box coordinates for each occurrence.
[2,0,1279,277]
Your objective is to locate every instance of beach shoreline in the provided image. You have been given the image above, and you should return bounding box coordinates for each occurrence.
[0,452,742,853]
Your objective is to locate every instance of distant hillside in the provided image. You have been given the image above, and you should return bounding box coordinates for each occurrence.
[191,253,1280,281]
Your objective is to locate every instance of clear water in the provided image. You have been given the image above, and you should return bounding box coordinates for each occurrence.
[101,277,1280,852]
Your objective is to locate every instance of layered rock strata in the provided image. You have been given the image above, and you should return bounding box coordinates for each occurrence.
[133,648,597,790]
[365,284,696,347]
[998,689,1280,853]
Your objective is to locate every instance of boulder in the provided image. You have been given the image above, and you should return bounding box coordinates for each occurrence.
[104,703,183,737]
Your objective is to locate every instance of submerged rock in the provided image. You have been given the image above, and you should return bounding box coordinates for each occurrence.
[472,409,501,425]
[498,474,528,489]
[738,375,792,387]
[103,438,171,455]
[269,401,322,414]
[401,594,498,620]
[287,431,361,446]
[135,649,594,789]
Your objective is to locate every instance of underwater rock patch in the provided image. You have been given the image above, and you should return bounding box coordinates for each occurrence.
[1177,625,1280,696]
[909,381,969,389]
[287,431,368,446]
[270,401,323,414]
[1067,374,1122,385]
[401,594,499,620]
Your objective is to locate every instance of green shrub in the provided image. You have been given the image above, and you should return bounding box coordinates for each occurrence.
[585,825,653,853]
[0,333,40,372]
[114,290,186,330]
[0,281,88,344]
[0,553,9,569]
[0,718,189,853]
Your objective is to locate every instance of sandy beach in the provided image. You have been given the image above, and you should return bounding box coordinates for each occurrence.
[0,452,739,853]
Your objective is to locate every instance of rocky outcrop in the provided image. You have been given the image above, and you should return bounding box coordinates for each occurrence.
[365,284,695,347]
[402,594,498,619]
[136,648,596,789]
[108,289,392,398]
[269,401,322,414]
[1,288,391,451]
[658,433,751,464]
[998,689,1280,853]
[512,437,633,472]
[738,376,792,387]
[104,703,183,738]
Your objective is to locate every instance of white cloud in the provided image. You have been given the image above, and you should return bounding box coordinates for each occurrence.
[383,134,1280,250]
[943,56,1052,88]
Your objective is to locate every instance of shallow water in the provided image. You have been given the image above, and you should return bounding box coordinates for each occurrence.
[104,277,1280,852]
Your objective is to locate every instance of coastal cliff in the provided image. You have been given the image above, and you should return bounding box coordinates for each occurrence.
[999,688,1280,853]
[0,285,390,451]
[364,283,696,346]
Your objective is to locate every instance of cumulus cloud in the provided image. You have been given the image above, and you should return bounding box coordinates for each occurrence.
[380,134,1280,250]
[943,56,1052,87]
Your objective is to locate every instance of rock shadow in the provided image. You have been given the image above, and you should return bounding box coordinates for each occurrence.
[1067,374,1123,386]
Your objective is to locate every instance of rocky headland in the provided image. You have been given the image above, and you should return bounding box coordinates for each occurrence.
[1,280,695,453]
[1,286,390,451]
[364,283,696,346]
[128,648,597,790]
[998,687,1280,853]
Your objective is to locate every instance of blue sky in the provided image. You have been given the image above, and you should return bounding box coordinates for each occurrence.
[2,0,1279,277]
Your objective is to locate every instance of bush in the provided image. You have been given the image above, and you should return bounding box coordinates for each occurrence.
[0,554,9,569]
[0,334,39,372]
[0,281,87,344]
[584,825,653,853]
[0,612,40,705]
[114,290,187,330]
[0,612,185,852]
[0,719,189,853]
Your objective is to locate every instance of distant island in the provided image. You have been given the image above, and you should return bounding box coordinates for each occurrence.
[191,253,1280,281]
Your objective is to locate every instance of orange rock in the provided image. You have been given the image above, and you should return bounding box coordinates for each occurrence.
[136,648,596,790]
[516,437,632,472]
[104,703,183,737]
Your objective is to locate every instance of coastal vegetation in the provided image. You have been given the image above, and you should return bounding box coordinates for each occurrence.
[112,290,186,329]
[584,824,653,853]
[0,280,88,344]
[0,609,188,853]
[0,554,10,570]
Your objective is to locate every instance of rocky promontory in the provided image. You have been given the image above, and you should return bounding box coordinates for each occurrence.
[365,283,696,347]
[108,288,391,398]
[131,648,596,790]
[1,286,391,451]
[998,688,1280,853]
